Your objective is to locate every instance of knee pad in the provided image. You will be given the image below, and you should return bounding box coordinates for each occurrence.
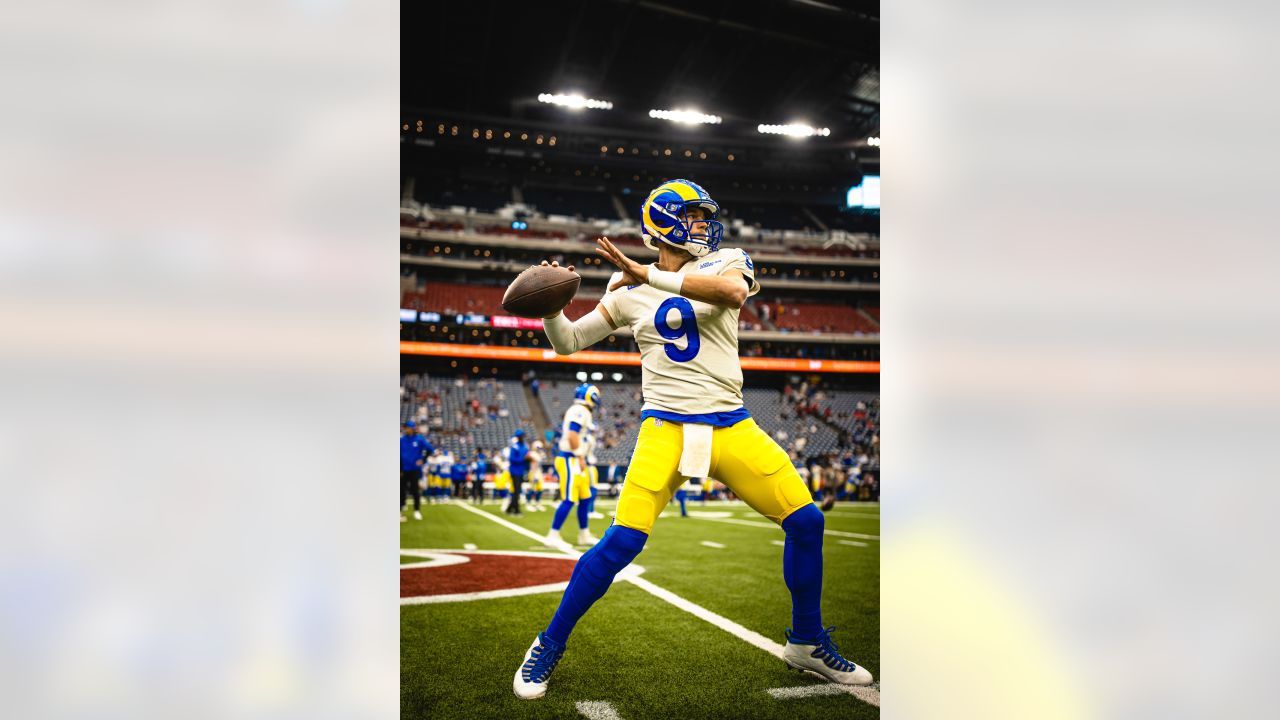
[594,525,647,572]
[781,503,824,540]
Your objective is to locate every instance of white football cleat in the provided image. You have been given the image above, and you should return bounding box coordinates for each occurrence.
[513,632,566,700]
[577,529,599,546]
[544,529,571,549]
[413,510,422,520]
[783,627,874,685]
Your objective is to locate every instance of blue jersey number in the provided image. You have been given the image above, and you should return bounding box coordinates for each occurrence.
[654,297,701,362]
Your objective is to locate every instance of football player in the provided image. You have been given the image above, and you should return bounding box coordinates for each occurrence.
[544,383,600,548]
[584,423,605,520]
[526,440,546,511]
[514,180,872,699]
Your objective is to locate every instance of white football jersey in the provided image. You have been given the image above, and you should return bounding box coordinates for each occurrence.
[558,403,594,456]
[599,247,759,417]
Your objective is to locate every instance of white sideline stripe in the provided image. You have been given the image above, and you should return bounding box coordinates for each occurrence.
[401,582,570,606]
[771,540,786,547]
[700,541,726,549]
[767,683,881,706]
[696,516,880,540]
[451,499,879,708]
[451,501,583,556]
[837,540,869,547]
[575,700,623,720]
[625,574,786,660]
[767,684,850,699]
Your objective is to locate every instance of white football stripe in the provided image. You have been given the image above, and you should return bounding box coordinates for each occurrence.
[575,700,624,720]
[400,582,569,605]
[767,683,881,706]
[695,516,879,540]
[837,540,869,547]
[700,541,726,549]
[447,496,879,708]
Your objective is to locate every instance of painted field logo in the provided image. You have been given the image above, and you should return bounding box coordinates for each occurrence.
[400,549,578,606]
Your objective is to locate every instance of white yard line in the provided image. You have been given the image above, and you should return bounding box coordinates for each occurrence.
[463,543,478,550]
[771,540,787,547]
[694,515,880,541]
[767,683,881,707]
[575,701,624,720]
[700,540,726,549]
[446,500,880,708]
[451,500,582,556]
[837,540,869,548]
[401,583,571,606]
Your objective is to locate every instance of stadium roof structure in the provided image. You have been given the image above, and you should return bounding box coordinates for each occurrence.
[402,0,879,152]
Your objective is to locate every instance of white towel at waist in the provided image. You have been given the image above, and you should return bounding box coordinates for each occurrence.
[678,423,713,478]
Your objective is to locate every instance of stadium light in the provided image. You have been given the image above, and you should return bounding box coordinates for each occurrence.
[867,136,881,146]
[576,371,588,381]
[648,108,722,125]
[538,93,613,110]
[757,123,831,137]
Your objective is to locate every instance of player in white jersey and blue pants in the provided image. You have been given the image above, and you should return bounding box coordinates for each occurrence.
[513,179,873,699]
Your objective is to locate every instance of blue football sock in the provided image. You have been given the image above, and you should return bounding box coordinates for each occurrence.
[551,500,574,531]
[676,490,687,516]
[576,500,589,529]
[545,525,647,645]
[588,485,598,515]
[535,490,543,503]
[782,504,825,642]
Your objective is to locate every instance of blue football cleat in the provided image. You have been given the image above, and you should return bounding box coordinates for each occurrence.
[513,632,567,699]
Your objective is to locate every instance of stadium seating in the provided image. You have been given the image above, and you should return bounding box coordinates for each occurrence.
[401,375,536,459]
[771,302,879,334]
[523,186,620,220]
[403,283,507,315]
[415,180,511,213]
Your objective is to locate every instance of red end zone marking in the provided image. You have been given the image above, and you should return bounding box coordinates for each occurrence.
[400,552,577,598]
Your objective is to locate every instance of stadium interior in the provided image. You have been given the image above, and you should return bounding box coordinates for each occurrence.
[401,2,880,716]
[401,0,879,500]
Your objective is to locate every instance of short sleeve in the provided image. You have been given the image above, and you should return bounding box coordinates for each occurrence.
[718,248,760,297]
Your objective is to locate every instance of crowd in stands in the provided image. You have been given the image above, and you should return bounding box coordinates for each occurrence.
[400,371,879,502]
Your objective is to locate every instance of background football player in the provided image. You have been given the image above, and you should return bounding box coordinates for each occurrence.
[544,383,600,548]
[514,180,873,699]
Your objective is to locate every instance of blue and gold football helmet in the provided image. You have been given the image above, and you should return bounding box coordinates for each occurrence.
[573,383,600,410]
[640,179,724,257]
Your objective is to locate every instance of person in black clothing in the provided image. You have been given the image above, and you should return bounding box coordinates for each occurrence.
[400,421,433,521]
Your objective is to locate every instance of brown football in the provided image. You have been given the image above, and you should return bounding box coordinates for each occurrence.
[502,264,581,318]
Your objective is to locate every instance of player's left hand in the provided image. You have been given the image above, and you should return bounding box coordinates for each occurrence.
[596,236,648,290]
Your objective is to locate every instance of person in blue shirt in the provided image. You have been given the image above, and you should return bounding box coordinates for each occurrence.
[450,453,469,499]
[400,421,433,521]
[470,450,489,505]
[505,430,531,516]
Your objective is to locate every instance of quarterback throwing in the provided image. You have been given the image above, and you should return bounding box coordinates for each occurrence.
[512,179,874,699]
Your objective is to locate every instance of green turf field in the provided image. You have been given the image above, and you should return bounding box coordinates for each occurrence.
[401,498,879,719]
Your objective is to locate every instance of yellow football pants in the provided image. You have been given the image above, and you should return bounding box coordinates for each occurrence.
[615,417,813,534]
[555,455,593,502]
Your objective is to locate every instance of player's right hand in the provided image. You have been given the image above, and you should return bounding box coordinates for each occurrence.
[539,259,576,272]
